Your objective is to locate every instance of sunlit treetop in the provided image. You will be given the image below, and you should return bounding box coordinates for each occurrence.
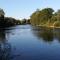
[0,8,5,17]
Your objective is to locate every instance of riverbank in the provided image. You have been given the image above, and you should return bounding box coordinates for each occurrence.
[34,25,60,29]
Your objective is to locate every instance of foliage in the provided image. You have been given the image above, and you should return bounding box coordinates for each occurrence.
[30,8,60,28]
[0,8,5,17]
[30,8,54,26]
[0,8,30,28]
[54,21,60,27]
[1,7,60,28]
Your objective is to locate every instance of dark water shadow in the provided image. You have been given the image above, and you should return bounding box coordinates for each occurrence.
[31,26,60,43]
[0,29,21,60]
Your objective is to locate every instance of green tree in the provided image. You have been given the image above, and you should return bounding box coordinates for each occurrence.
[30,8,54,26]
[0,8,5,27]
[50,9,60,27]
[0,8,5,17]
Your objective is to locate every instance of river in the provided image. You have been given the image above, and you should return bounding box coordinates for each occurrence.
[0,25,60,60]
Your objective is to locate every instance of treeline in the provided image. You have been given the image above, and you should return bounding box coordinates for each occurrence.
[1,7,60,28]
[30,8,60,27]
[0,8,30,28]
[4,17,30,27]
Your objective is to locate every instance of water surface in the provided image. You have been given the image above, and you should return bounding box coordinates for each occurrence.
[0,25,60,60]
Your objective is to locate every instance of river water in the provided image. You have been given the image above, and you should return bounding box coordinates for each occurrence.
[0,25,60,60]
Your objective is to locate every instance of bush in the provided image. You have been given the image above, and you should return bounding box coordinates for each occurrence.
[54,21,60,27]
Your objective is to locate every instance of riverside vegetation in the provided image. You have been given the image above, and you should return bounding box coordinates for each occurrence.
[30,8,60,28]
[0,8,60,28]
[0,8,30,28]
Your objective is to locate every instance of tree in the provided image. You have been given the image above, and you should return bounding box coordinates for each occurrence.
[0,8,5,17]
[0,8,5,27]
[30,8,54,26]
[30,9,40,25]
[50,9,60,27]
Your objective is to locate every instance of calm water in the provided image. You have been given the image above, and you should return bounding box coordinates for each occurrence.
[0,25,60,60]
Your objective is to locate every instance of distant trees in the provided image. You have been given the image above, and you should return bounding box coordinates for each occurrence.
[21,18,30,24]
[30,9,40,25]
[30,7,60,27]
[50,9,60,27]
[4,17,17,27]
[0,8,5,17]
[0,8,30,28]
[21,19,26,24]
[26,19,30,24]
[30,8,54,26]
[0,8,5,27]
[2,7,60,28]
[0,8,21,27]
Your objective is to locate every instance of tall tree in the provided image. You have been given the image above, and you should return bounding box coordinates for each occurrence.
[30,8,54,26]
[0,8,5,27]
[0,8,5,17]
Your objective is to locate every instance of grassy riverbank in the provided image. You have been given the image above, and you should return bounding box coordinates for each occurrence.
[34,25,60,29]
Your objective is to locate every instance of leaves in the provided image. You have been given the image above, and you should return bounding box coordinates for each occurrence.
[30,8,54,26]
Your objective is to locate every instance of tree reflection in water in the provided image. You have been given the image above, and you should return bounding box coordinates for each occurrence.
[53,29,60,42]
[0,29,11,60]
[32,26,60,43]
[0,29,20,60]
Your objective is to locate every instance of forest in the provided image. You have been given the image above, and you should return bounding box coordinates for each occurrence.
[0,8,30,28]
[0,8,60,28]
[30,8,60,28]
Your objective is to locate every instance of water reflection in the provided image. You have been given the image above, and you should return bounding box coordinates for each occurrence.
[0,29,11,60]
[53,29,60,42]
[0,29,21,60]
[32,26,60,43]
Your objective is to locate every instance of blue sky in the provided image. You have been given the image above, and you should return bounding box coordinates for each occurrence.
[0,0,60,19]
